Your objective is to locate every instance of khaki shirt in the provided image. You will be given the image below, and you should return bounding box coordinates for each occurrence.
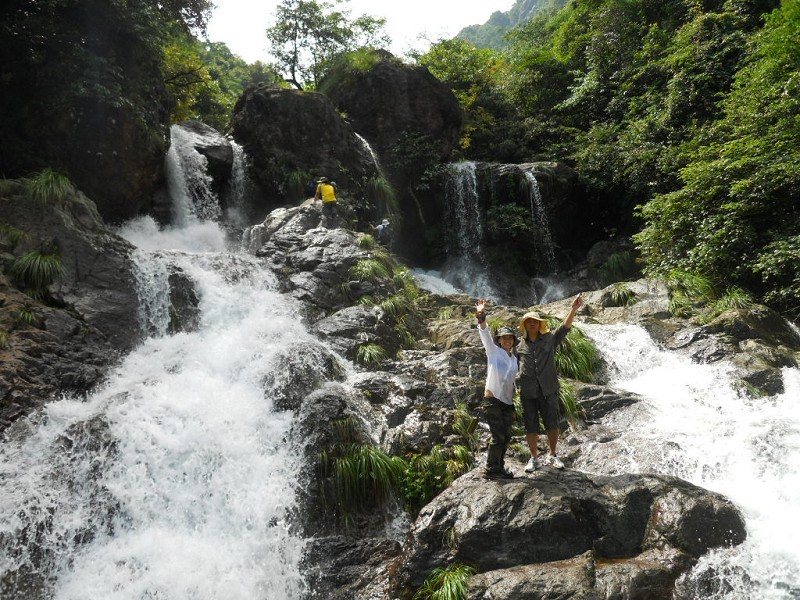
[516,325,569,398]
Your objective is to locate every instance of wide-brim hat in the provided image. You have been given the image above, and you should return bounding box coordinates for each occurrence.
[519,311,550,334]
[317,177,330,183]
[382,219,389,226]
[494,325,518,345]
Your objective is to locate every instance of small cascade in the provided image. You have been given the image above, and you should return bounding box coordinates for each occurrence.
[581,323,800,599]
[441,162,499,300]
[223,140,256,229]
[165,125,222,224]
[521,169,556,271]
[129,249,171,338]
[355,132,383,176]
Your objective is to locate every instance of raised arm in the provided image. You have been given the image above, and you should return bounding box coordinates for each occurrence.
[563,293,584,329]
[475,300,497,358]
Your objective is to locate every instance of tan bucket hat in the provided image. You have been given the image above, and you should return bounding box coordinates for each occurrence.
[519,311,550,335]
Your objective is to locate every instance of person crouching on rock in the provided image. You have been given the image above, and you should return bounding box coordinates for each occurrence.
[518,293,584,472]
[314,176,337,227]
[476,300,519,479]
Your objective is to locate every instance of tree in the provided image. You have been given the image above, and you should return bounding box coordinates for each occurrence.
[266,0,389,89]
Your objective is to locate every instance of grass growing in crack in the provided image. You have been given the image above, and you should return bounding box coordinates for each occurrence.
[414,564,476,600]
[609,283,637,307]
[350,258,391,281]
[356,343,387,366]
[547,318,599,382]
[401,445,474,512]
[452,404,479,451]
[23,168,75,206]
[15,306,40,327]
[10,250,65,295]
[559,378,582,429]
[0,330,9,350]
[665,269,716,317]
[437,306,456,320]
[0,223,27,251]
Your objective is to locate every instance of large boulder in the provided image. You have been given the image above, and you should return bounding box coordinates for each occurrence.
[318,50,462,162]
[230,85,378,216]
[391,468,746,598]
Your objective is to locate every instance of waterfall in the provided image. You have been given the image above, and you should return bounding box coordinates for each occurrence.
[223,140,253,229]
[0,143,336,599]
[355,133,383,176]
[165,125,221,224]
[581,323,800,599]
[521,170,556,272]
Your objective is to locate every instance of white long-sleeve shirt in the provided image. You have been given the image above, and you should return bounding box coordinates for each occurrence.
[478,325,518,405]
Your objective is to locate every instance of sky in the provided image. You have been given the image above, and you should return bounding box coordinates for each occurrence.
[206,0,514,64]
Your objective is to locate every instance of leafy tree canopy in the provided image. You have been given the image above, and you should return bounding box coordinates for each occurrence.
[266,0,389,89]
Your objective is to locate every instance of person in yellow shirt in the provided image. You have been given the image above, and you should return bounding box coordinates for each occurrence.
[314,176,337,227]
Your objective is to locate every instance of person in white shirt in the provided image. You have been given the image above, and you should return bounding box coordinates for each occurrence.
[476,299,519,479]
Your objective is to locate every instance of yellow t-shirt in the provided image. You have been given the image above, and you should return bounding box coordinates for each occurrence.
[316,183,337,203]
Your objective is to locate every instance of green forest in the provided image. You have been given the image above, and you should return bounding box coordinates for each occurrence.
[1,0,797,317]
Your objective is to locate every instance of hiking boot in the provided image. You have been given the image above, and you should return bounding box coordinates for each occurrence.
[545,454,565,469]
[485,467,514,479]
[524,457,537,473]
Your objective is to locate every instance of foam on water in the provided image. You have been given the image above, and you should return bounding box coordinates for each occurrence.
[581,323,800,599]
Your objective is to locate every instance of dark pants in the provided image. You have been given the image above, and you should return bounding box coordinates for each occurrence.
[321,201,337,227]
[521,393,560,434]
[482,396,514,472]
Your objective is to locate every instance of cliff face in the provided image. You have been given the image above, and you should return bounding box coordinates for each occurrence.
[457,0,569,49]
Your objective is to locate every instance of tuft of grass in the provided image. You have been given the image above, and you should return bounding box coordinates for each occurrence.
[609,283,637,307]
[559,378,582,430]
[357,233,377,249]
[380,294,410,317]
[320,443,406,517]
[437,306,457,321]
[357,295,376,307]
[414,564,476,600]
[599,251,636,281]
[452,404,479,451]
[349,258,391,282]
[0,329,9,350]
[15,306,41,327]
[23,168,75,205]
[401,445,474,512]
[0,223,27,251]
[486,317,505,333]
[285,168,311,200]
[10,250,65,293]
[714,287,754,312]
[665,269,716,317]
[393,267,420,299]
[512,391,525,436]
[395,321,416,349]
[548,319,599,382]
[356,343,387,366]
[366,176,399,217]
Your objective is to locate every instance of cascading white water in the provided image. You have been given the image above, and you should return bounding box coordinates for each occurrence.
[355,133,383,176]
[223,140,252,228]
[166,125,222,224]
[521,170,556,271]
[580,323,800,599]
[411,268,464,296]
[438,162,499,300]
[0,137,334,599]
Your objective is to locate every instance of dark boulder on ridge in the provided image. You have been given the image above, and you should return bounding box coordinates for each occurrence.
[230,85,378,217]
[318,50,462,162]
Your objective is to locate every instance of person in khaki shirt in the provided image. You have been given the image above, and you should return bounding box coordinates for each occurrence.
[517,293,583,472]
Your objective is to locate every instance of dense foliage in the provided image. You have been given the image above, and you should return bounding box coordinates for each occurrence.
[419,0,798,316]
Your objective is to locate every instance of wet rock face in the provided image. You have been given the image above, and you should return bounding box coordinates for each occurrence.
[231,85,378,215]
[319,50,462,162]
[174,120,233,196]
[392,468,746,598]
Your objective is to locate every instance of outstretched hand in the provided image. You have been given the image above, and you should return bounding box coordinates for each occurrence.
[476,299,487,314]
[571,293,584,311]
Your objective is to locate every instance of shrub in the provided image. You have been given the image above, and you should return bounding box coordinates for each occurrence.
[414,564,476,600]
[356,343,387,366]
[23,168,75,205]
[401,445,474,512]
[10,250,65,294]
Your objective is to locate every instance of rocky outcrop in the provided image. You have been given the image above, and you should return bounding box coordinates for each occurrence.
[175,120,234,196]
[392,468,746,598]
[319,50,462,163]
[0,182,140,430]
[231,85,378,216]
